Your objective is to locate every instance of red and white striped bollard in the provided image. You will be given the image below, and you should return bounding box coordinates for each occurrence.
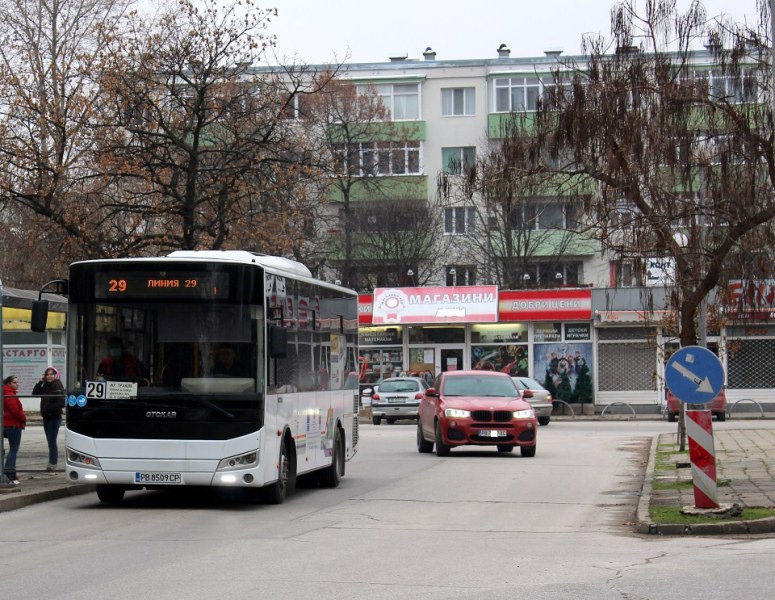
[685,409,719,509]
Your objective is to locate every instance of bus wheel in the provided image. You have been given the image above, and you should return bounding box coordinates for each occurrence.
[320,429,344,488]
[96,485,125,504]
[260,441,293,504]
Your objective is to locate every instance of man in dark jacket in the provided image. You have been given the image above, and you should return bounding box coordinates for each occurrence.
[32,368,66,472]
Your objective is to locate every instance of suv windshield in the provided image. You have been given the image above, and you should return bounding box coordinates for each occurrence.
[443,376,519,398]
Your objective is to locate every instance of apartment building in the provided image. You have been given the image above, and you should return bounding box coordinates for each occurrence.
[322,44,598,290]
[302,44,774,415]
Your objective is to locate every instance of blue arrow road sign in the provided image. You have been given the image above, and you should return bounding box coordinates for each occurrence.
[665,345,724,404]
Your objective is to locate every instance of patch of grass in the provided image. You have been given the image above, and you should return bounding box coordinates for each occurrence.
[652,480,693,491]
[652,478,730,491]
[654,448,690,471]
[650,506,775,525]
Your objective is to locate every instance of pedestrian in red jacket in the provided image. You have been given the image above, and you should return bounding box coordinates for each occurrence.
[3,375,27,483]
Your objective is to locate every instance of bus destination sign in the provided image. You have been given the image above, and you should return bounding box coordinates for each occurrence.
[95,272,230,299]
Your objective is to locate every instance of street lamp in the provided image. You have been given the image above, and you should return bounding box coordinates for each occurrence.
[406,269,415,286]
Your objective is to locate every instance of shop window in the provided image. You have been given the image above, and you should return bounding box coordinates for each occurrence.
[471,323,527,344]
[407,325,465,344]
[471,344,529,376]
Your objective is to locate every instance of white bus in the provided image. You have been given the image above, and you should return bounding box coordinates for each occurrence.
[43,250,359,504]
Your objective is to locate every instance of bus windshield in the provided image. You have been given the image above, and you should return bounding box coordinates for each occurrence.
[71,301,259,395]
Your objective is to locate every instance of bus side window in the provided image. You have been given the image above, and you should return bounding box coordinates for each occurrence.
[269,326,287,358]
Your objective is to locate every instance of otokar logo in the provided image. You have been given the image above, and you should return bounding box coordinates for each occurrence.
[146,411,177,419]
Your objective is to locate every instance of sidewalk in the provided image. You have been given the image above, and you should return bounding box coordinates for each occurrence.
[0,424,94,512]
[636,428,775,535]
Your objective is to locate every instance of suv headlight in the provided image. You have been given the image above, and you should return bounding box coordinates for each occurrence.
[513,409,535,419]
[444,408,471,418]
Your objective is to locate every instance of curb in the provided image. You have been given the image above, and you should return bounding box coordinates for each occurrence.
[0,483,95,513]
[635,434,775,535]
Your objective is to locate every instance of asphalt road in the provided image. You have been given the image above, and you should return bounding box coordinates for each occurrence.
[1,420,774,600]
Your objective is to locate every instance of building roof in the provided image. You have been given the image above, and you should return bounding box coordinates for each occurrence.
[1,286,67,312]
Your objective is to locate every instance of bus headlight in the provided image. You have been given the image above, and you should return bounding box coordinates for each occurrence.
[67,449,102,469]
[217,451,258,471]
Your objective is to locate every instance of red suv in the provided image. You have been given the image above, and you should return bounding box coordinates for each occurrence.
[417,370,538,457]
[665,389,727,422]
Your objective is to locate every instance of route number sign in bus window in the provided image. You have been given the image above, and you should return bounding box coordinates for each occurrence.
[95,272,230,299]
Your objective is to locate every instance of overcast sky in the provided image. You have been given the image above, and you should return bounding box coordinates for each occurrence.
[266,0,761,64]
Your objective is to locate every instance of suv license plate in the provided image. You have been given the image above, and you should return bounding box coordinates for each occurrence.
[135,472,182,484]
[480,430,507,438]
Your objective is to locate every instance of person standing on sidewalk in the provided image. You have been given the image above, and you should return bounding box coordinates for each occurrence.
[32,368,66,472]
[3,375,26,483]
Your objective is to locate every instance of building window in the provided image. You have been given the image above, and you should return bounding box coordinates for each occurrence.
[363,83,420,120]
[541,264,579,287]
[444,207,477,235]
[333,141,421,176]
[446,265,476,286]
[522,263,581,287]
[441,87,475,116]
[611,259,640,287]
[494,77,542,112]
[509,198,580,230]
[705,69,759,104]
[442,147,476,174]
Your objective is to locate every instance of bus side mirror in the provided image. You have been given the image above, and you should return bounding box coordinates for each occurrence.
[269,325,287,359]
[31,300,49,332]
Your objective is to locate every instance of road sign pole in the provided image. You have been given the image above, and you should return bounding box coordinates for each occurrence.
[685,409,719,509]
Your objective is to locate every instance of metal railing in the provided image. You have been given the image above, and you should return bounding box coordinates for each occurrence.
[727,398,765,419]
[599,401,637,417]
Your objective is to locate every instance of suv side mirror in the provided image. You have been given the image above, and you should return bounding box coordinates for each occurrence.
[425,387,437,397]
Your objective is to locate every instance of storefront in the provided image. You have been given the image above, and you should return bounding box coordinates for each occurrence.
[1,286,67,411]
[358,286,594,403]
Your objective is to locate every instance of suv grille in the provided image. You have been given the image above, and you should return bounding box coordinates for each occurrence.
[471,410,513,422]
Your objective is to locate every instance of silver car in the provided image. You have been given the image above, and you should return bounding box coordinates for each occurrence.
[371,376,428,425]
[512,376,553,426]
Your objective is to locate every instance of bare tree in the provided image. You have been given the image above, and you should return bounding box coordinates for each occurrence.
[518,0,775,448]
[94,0,334,254]
[0,0,133,279]
[438,113,589,289]
[347,199,453,290]
[517,0,775,349]
[301,77,421,288]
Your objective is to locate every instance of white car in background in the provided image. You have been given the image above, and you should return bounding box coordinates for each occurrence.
[371,376,428,425]
[512,376,553,426]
